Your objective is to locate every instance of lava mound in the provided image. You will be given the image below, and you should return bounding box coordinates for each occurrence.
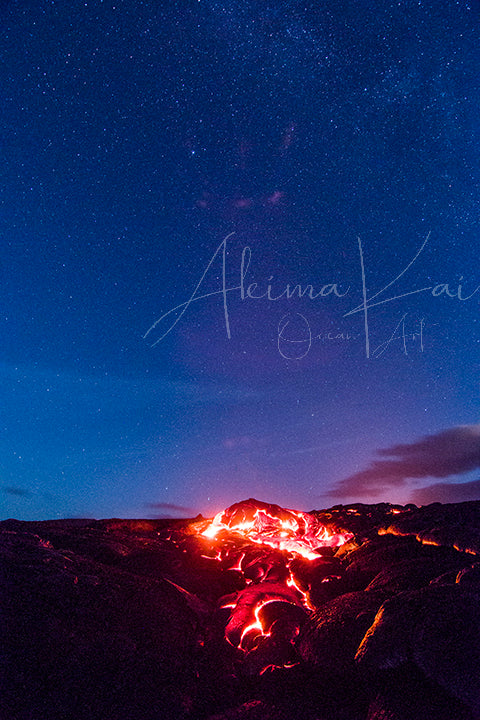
[1,499,480,720]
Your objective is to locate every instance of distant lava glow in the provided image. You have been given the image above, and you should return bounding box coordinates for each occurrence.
[202,498,352,560]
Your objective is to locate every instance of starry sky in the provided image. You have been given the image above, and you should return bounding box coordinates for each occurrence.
[2,0,480,520]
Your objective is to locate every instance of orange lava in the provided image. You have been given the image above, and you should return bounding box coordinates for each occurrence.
[202,499,352,560]
[198,500,353,663]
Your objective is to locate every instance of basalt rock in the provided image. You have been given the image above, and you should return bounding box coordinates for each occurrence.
[0,529,199,720]
[206,699,290,720]
[365,665,477,720]
[355,585,480,714]
[297,590,387,674]
[376,501,480,556]
[365,555,470,593]
[1,500,480,720]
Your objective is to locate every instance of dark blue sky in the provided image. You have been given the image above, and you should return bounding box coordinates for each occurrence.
[2,0,480,520]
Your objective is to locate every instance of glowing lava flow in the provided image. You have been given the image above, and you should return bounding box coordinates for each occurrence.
[239,598,277,647]
[202,498,351,559]
[199,499,353,667]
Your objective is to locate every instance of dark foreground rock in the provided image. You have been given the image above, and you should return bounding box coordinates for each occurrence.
[0,528,199,720]
[1,501,480,720]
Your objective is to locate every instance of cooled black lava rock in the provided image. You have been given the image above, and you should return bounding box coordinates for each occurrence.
[0,527,199,720]
[456,562,480,589]
[365,555,470,593]
[342,535,433,590]
[376,501,480,556]
[297,590,386,674]
[2,500,480,720]
[365,665,477,720]
[206,699,289,720]
[355,585,480,715]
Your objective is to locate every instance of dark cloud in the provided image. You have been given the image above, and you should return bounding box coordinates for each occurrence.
[412,478,480,505]
[329,425,480,500]
[145,502,196,516]
[2,486,31,497]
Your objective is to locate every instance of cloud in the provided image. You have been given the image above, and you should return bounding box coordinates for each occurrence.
[329,424,480,500]
[144,502,197,516]
[412,478,480,505]
[2,486,31,497]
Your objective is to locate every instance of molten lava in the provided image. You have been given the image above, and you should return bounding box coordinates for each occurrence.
[202,498,352,560]
[199,499,353,669]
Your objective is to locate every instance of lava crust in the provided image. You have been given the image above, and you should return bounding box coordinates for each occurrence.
[1,499,480,720]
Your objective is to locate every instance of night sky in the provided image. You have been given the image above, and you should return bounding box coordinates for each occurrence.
[2,0,480,520]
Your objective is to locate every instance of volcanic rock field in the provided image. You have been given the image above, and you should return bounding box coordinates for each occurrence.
[1,499,480,720]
